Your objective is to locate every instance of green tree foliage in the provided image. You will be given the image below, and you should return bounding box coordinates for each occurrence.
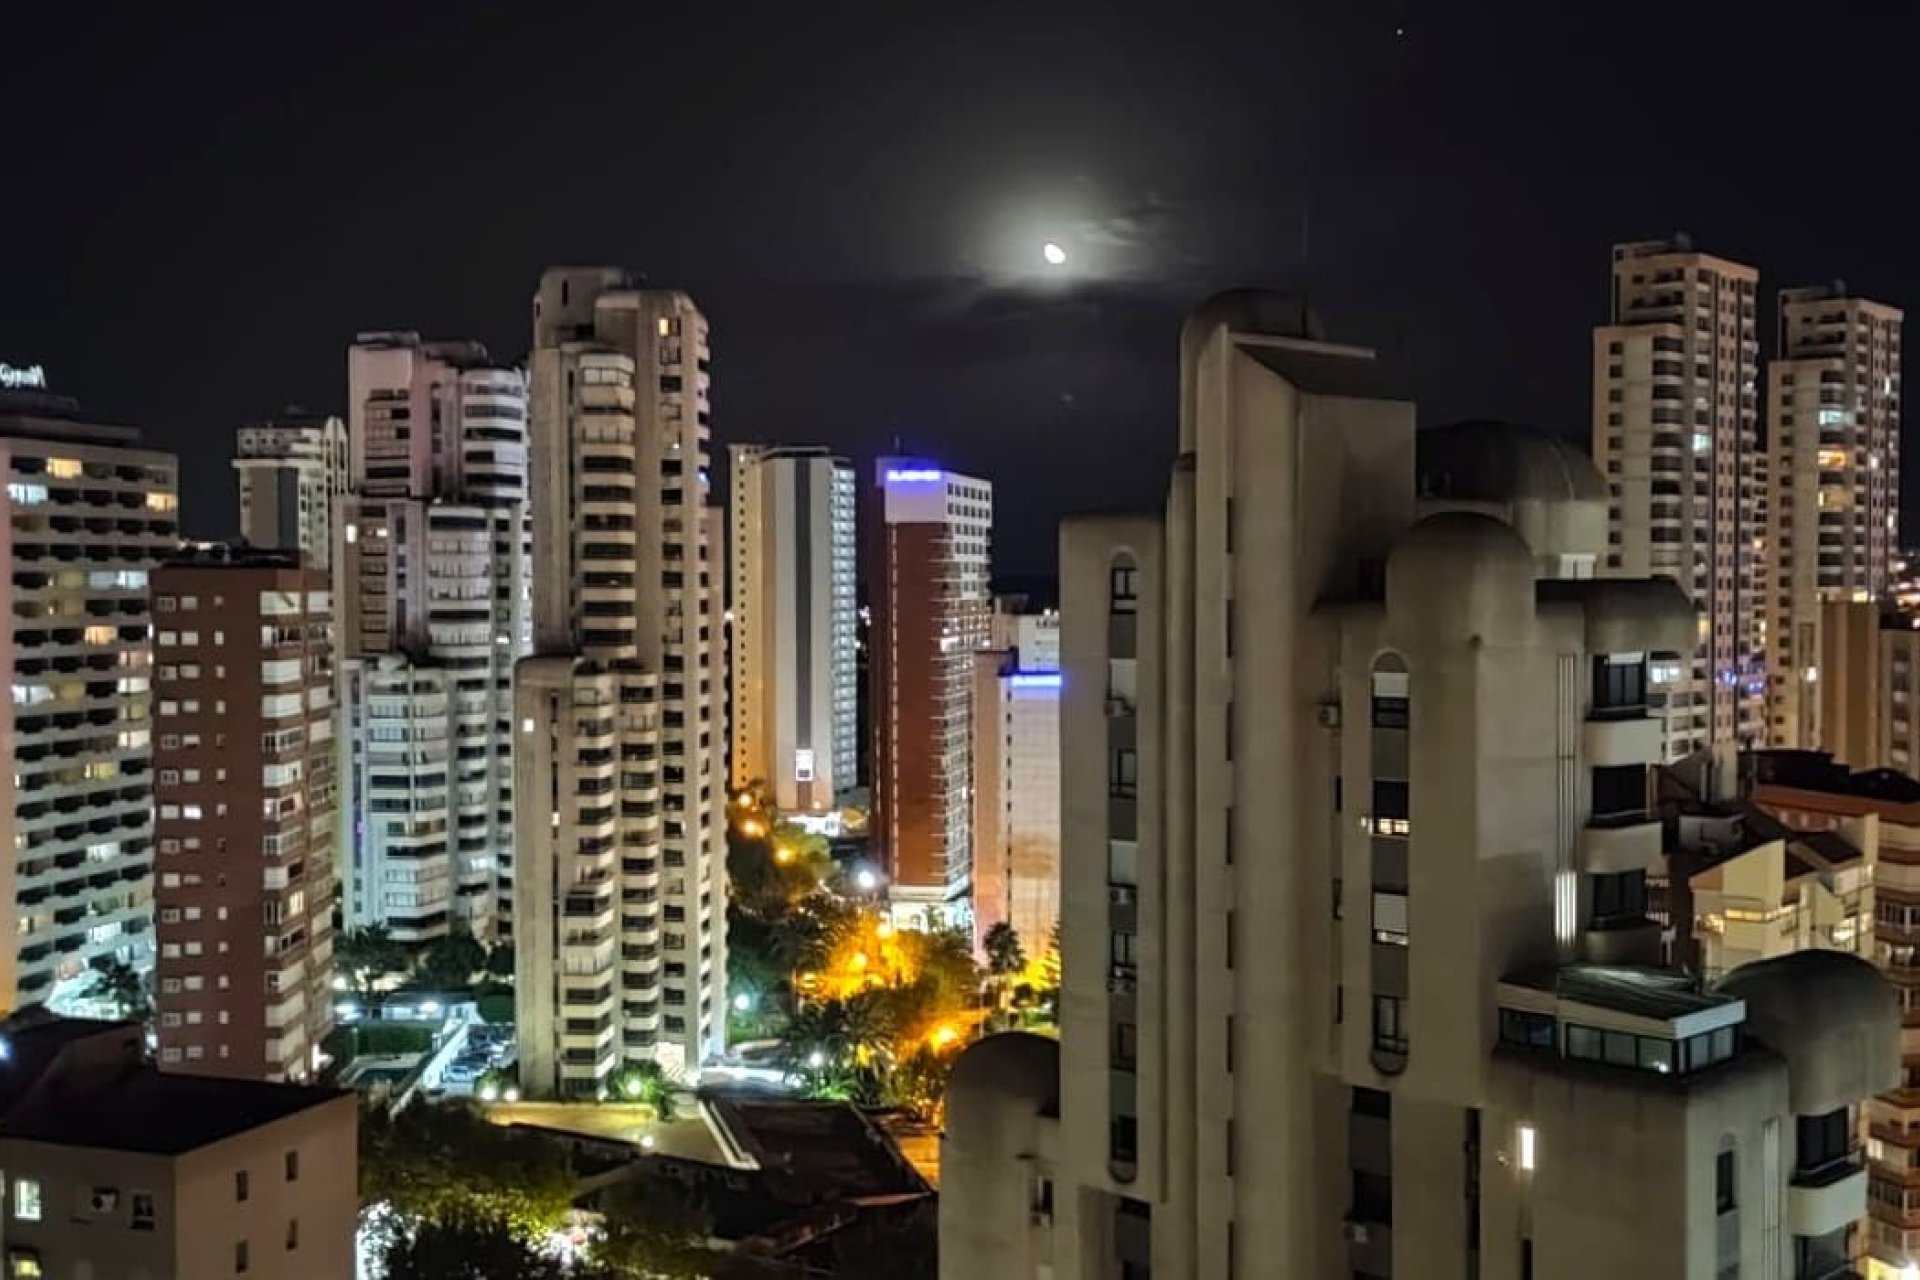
[337,926,410,999]
[353,1023,433,1057]
[982,922,1026,977]
[592,1176,718,1279]
[359,1101,576,1238]
[379,1210,570,1280]
[485,941,516,978]
[607,1061,678,1121]
[417,928,488,992]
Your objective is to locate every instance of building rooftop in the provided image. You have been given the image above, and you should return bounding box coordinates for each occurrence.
[1417,420,1606,505]
[1503,964,1733,1022]
[0,1013,346,1156]
[159,542,306,571]
[1749,749,1920,807]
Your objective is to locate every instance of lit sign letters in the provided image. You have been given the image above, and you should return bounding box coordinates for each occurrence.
[0,363,47,390]
[884,468,942,483]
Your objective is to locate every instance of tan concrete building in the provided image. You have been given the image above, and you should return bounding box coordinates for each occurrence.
[0,1015,357,1280]
[942,294,1899,1280]
[1790,600,1920,777]
[232,412,350,571]
[868,459,992,931]
[1747,754,1920,1278]
[0,383,179,1012]
[727,444,858,813]
[150,546,336,1083]
[1593,235,1763,759]
[515,269,728,1093]
[1764,284,1904,748]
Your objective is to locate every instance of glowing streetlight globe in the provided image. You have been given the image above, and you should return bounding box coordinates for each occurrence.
[732,992,752,1012]
[855,869,879,891]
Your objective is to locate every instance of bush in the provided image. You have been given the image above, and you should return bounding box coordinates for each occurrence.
[355,1023,434,1057]
[476,993,515,1026]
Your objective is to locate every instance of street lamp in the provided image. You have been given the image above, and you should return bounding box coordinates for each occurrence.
[732,992,753,1013]
[855,868,879,892]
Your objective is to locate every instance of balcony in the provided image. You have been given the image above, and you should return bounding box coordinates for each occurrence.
[1580,819,1661,875]
[1788,1160,1867,1237]
[1583,716,1663,767]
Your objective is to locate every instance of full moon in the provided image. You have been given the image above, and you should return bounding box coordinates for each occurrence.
[1042,241,1067,266]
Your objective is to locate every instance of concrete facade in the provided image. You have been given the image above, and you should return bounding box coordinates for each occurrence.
[942,293,1899,1280]
[727,444,857,813]
[1764,285,1904,750]
[0,1018,356,1280]
[151,548,336,1082]
[232,413,350,571]
[1593,235,1764,759]
[515,269,728,1093]
[969,638,1061,961]
[0,390,179,1011]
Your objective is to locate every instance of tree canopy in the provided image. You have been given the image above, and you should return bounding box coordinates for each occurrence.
[360,1101,576,1238]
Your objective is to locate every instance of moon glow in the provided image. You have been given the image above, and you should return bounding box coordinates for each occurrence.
[1042,241,1067,266]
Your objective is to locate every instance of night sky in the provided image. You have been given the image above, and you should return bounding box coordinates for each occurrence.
[4,2,1913,576]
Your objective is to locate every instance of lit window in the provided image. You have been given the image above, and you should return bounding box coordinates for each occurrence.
[12,1178,41,1221]
[146,492,178,513]
[1517,1124,1537,1172]
[46,458,81,479]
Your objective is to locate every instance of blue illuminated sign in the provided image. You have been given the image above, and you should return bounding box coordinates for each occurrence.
[1009,673,1062,690]
[885,469,943,483]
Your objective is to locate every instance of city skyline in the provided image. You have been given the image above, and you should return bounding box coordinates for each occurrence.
[5,5,1914,577]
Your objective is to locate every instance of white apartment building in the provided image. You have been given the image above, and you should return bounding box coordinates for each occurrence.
[941,295,1898,1280]
[232,412,350,569]
[1765,284,1904,749]
[0,383,178,1011]
[515,269,728,1094]
[969,639,1060,961]
[727,444,858,813]
[1594,235,1763,759]
[337,333,530,944]
[869,459,993,930]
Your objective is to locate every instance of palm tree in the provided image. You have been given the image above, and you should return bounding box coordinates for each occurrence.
[84,958,150,1024]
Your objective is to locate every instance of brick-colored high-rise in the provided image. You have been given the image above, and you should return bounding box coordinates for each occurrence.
[151,546,336,1082]
[868,458,992,931]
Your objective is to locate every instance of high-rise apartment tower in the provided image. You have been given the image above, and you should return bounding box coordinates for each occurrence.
[727,444,858,813]
[1593,235,1763,759]
[868,458,992,930]
[0,380,178,1009]
[1763,283,1903,749]
[514,269,728,1094]
[232,412,351,570]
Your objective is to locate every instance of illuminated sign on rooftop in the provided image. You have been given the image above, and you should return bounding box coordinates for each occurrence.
[884,468,943,483]
[0,363,47,390]
[1009,673,1062,690]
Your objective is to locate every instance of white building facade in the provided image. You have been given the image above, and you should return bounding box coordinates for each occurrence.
[727,444,857,813]
[232,413,350,570]
[338,333,530,944]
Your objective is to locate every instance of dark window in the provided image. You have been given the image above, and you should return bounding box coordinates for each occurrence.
[1372,780,1409,821]
[1591,764,1648,820]
[1796,1107,1851,1176]
[1371,693,1409,729]
[235,1172,249,1203]
[1113,1022,1138,1070]
[1352,1086,1391,1118]
[1372,995,1407,1054]
[1110,749,1139,798]
[284,1151,298,1182]
[1110,1115,1138,1163]
[236,1241,250,1274]
[1110,563,1139,613]
[1716,1149,1736,1213]
[1498,1008,1555,1050]
[1350,1170,1392,1225]
[1592,656,1648,716]
[1590,869,1647,925]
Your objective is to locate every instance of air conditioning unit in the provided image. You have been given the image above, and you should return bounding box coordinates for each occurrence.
[89,1189,119,1214]
[1342,1221,1369,1245]
[1108,885,1136,907]
[1317,702,1342,729]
